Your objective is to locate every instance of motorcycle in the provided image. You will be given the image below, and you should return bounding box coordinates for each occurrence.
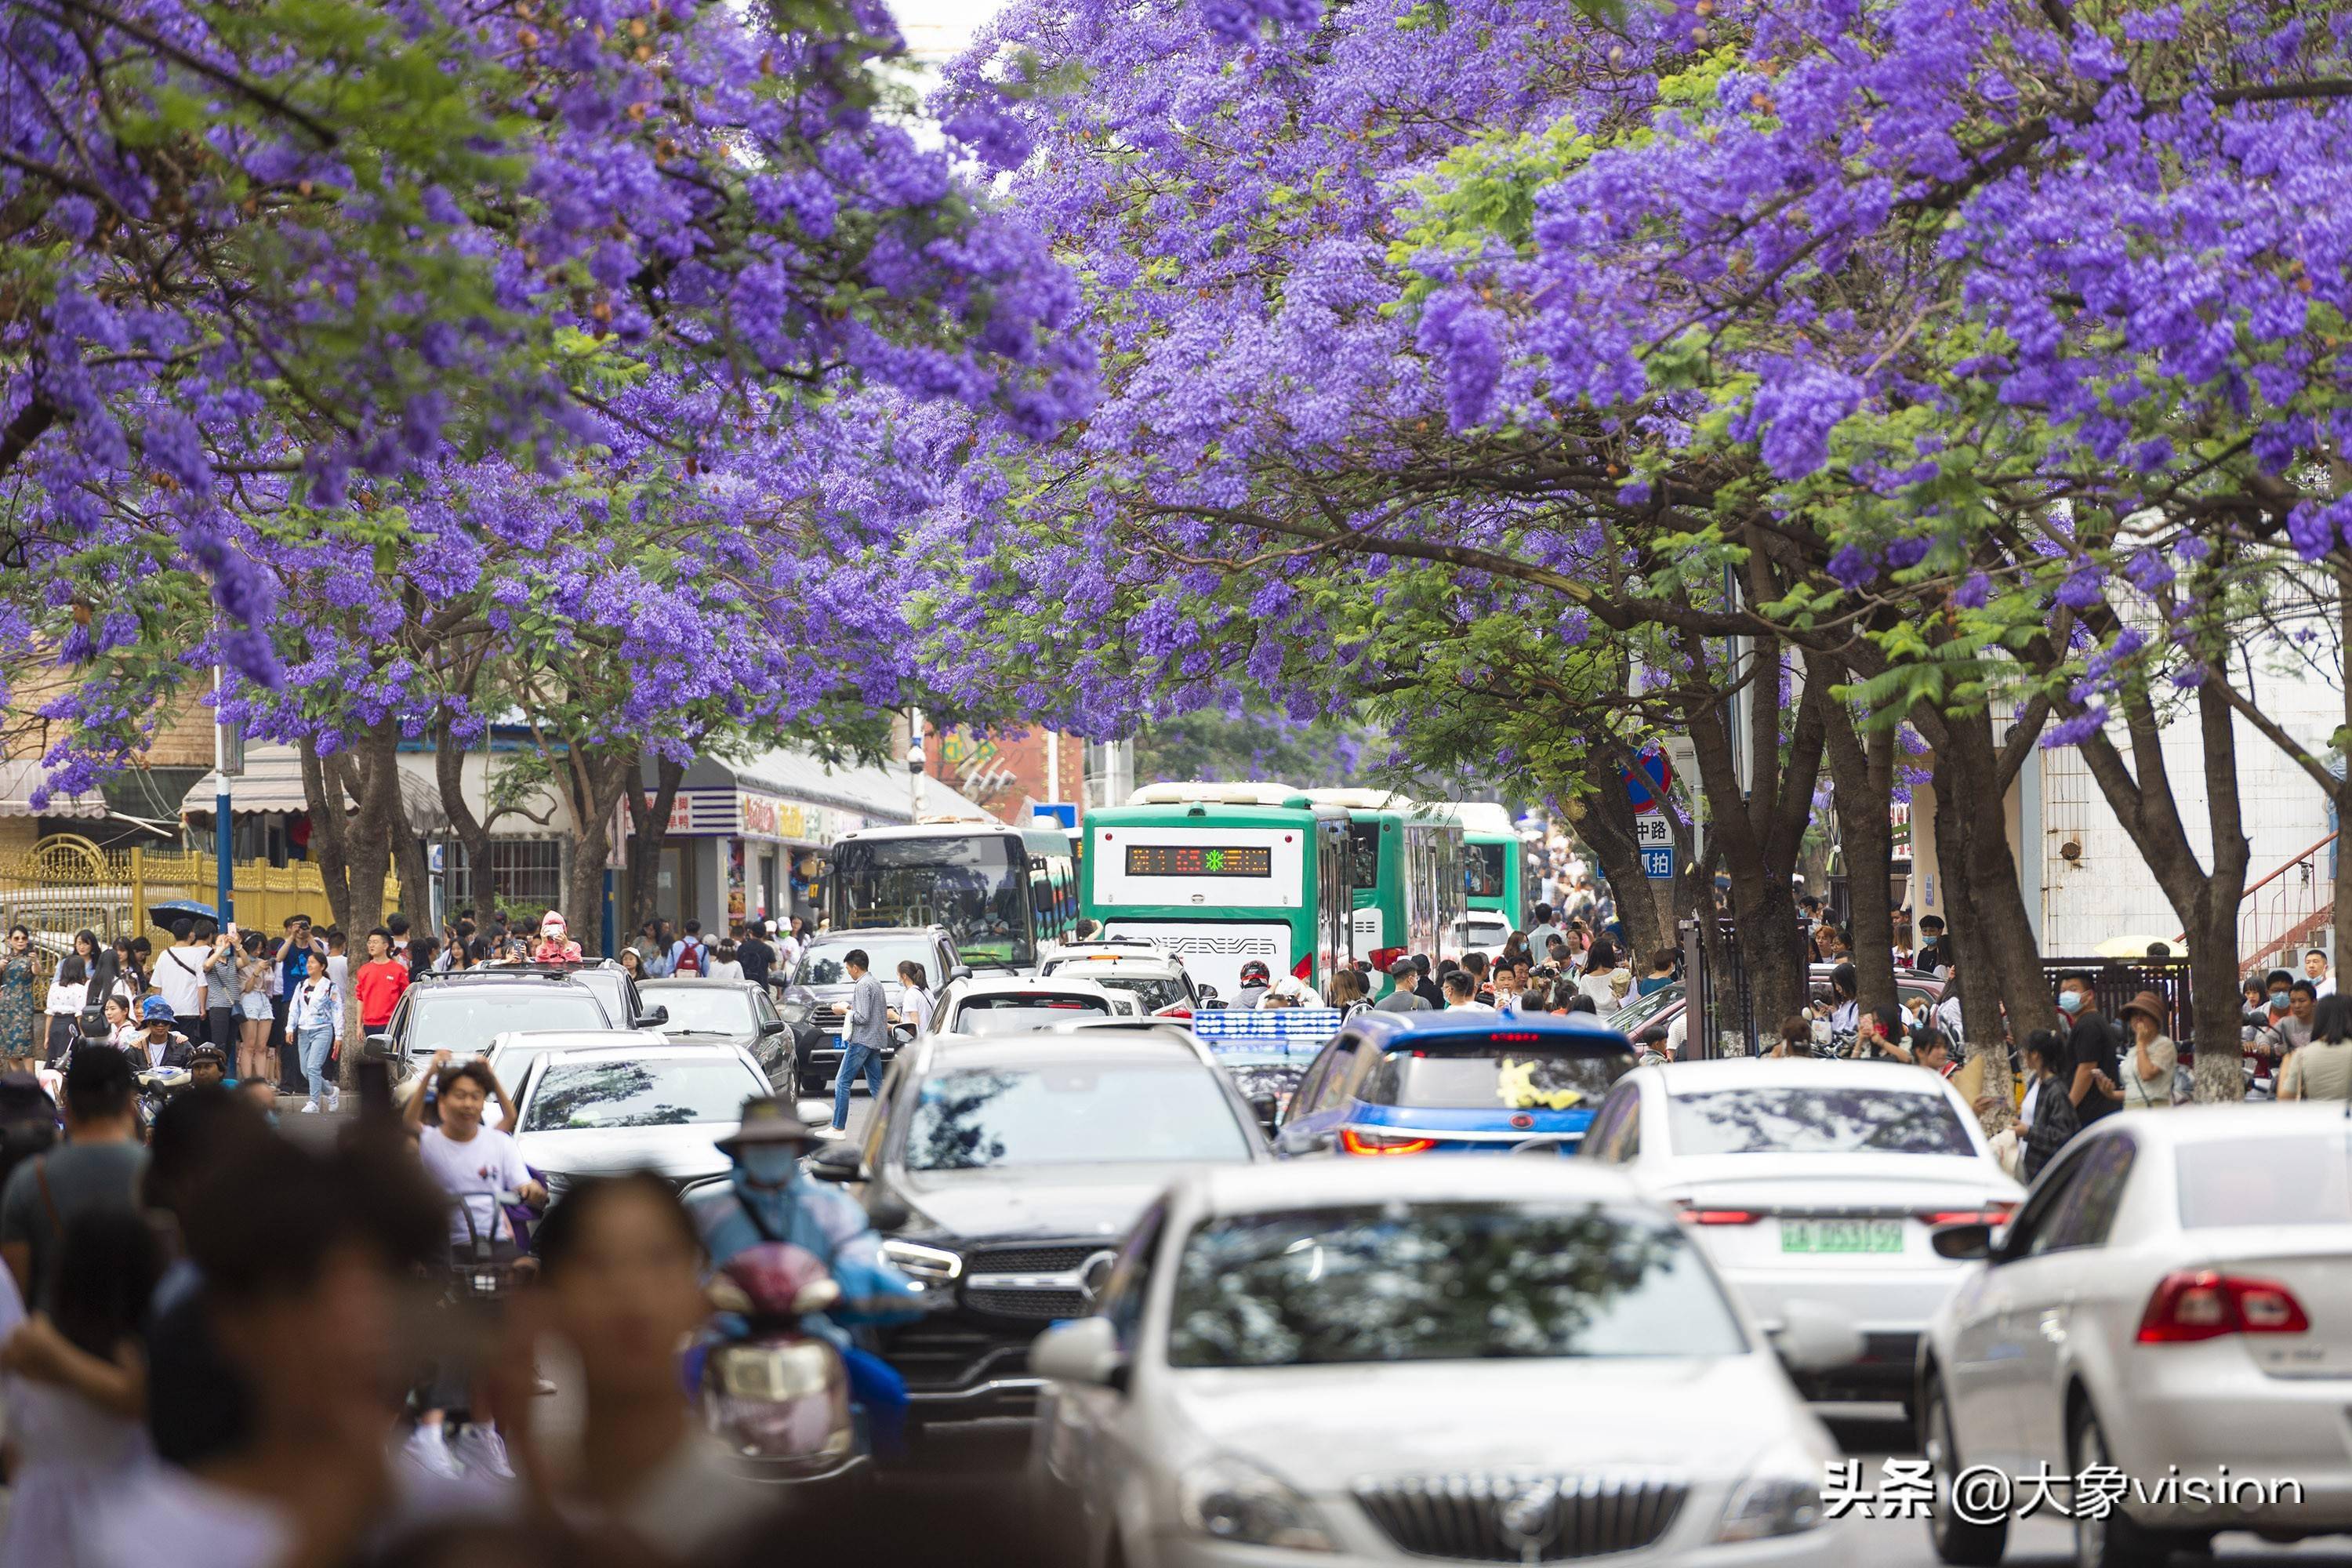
[701,1241,865,1486]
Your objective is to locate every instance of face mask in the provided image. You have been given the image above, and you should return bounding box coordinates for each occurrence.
[2056,991,2084,1015]
[2270,990,2291,1009]
[739,1145,800,1185]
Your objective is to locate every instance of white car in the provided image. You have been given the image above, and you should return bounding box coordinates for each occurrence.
[1918,1104,2352,1567]
[1038,951,1205,1017]
[928,973,1141,1036]
[1028,1160,1864,1568]
[478,1028,668,1131]
[1581,1058,2021,1406]
[507,1040,773,1199]
[1447,911,1514,964]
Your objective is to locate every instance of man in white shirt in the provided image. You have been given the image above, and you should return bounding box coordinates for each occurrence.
[2304,948,2335,999]
[153,922,211,1040]
[1442,973,1495,1012]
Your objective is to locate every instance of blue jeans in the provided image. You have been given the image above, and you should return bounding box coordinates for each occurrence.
[298,1022,335,1102]
[832,1040,884,1129]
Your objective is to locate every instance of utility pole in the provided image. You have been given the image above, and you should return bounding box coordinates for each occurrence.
[213,663,233,924]
[908,707,927,820]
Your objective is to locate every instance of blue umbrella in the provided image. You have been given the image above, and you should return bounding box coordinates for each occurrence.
[147,898,220,927]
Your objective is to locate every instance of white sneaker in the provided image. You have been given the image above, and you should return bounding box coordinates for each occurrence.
[300,1099,320,1115]
[402,1424,466,1482]
[451,1425,514,1480]
[815,1126,848,1140]
[326,1087,341,1113]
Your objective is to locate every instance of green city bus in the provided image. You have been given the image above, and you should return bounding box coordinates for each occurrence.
[1301,789,1468,994]
[1081,785,1353,1000]
[1436,800,1529,927]
[828,820,1080,971]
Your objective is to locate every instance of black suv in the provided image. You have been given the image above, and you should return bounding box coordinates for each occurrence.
[371,969,620,1077]
[808,1027,1272,1432]
[776,925,964,1089]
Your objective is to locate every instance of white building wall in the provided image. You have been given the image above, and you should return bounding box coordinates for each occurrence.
[2036,654,2339,954]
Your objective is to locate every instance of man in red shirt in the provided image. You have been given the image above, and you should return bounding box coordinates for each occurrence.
[354,927,410,1037]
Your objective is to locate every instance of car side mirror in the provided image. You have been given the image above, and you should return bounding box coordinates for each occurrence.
[1769,1298,1865,1374]
[635,1007,670,1028]
[949,964,974,982]
[758,1018,787,1036]
[1931,1222,1995,1262]
[1248,1093,1279,1134]
[362,1033,395,1060]
[865,1192,911,1231]
[809,1145,865,1182]
[1198,985,1221,1007]
[1031,1316,1127,1392]
[1274,1123,1331,1157]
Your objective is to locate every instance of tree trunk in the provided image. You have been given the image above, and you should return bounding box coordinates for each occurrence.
[1816,659,1900,1028]
[1580,753,1674,959]
[435,715,501,920]
[560,743,637,958]
[624,751,687,937]
[1932,753,2014,1132]
[299,739,354,934]
[1927,708,2057,1047]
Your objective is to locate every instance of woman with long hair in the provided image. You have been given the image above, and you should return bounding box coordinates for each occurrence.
[43,931,98,1064]
[891,960,935,1036]
[233,932,274,1084]
[2279,992,2352,1102]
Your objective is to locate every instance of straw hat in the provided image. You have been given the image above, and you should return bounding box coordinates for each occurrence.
[2116,990,2169,1030]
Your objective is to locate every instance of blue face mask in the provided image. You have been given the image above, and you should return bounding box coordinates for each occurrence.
[737,1145,800,1186]
[2057,990,2084,1015]
[2270,990,2291,1009]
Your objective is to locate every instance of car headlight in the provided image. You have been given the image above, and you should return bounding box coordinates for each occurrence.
[1179,1455,1338,1552]
[879,1239,963,1285]
[1716,1468,1826,1543]
[778,999,813,1025]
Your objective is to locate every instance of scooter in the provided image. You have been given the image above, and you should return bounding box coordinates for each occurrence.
[701,1241,865,1486]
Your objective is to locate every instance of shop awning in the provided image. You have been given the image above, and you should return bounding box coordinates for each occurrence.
[0,759,108,819]
[683,746,995,829]
[174,745,451,833]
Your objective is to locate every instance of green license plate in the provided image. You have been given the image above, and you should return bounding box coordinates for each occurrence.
[1779,1218,1904,1254]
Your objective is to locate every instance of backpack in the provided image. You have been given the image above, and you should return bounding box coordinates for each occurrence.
[673,940,702,976]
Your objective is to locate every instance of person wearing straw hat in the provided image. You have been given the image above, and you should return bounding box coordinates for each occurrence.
[2116,989,2177,1109]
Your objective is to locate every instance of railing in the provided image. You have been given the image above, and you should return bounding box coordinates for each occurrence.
[2180,830,2338,978]
[0,833,397,940]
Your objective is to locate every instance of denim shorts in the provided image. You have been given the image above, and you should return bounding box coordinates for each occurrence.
[238,993,274,1021]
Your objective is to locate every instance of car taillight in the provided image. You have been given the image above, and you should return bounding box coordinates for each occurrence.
[1369,946,1406,972]
[1156,1005,1194,1019]
[1675,1206,1762,1225]
[1341,1128,1436,1156]
[1292,955,1314,981]
[1920,1204,2018,1226]
[2136,1270,2312,1343]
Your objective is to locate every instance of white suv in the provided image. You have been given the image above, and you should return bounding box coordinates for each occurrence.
[1037,950,1203,1017]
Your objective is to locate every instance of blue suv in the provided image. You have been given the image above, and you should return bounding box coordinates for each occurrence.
[1272,1011,1636,1156]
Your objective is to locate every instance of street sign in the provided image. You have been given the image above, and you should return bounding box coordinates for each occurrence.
[1635,815,1672,848]
[1640,845,1675,880]
[1622,749,1673,813]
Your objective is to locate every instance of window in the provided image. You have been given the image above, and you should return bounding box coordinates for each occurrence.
[833,834,1036,967]
[1465,843,1507,900]
[521,1058,764,1131]
[1101,1203,1164,1352]
[1307,1044,1364,1114]
[1361,1043,1633,1112]
[1584,1087,1642,1163]
[1345,824,1381,892]
[1166,1203,1745,1367]
[1664,1086,1976,1157]
[2024,1133,2136,1256]
[900,1062,1252,1170]
[446,839,564,914]
[795,937,939,988]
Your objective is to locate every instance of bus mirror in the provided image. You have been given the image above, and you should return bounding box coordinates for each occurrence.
[1197,985,1222,1008]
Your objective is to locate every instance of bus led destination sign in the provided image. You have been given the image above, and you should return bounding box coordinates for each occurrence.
[1124,844,1273,878]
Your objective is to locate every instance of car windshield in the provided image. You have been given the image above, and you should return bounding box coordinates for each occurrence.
[2176,1134,2352,1229]
[794,938,938,989]
[1167,1203,1744,1367]
[1091,974,1189,1012]
[1465,843,1507,900]
[1609,983,1682,1033]
[833,835,1033,967]
[1448,916,1511,951]
[1361,1040,1633,1112]
[563,968,626,1023]
[521,1058,760,1132]
[644,985,757,1036]
[949,994,1112,1034]
[1665,1087,1976,1156]
[902,1062,1250,1171]
[408,987,609,1054]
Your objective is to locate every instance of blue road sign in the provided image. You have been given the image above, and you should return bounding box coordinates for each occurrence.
[1640,845,1676,880]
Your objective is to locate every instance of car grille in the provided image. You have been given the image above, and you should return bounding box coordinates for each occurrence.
[970,1243,1107,1274]
[964,1287,1091,1321]
[1353,1471,1687,1562]
[880,1321,1033,1393]
[811,1004,847,1030]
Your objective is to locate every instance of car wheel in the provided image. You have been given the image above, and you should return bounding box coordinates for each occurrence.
[2070,1404,2172,1568]
[1924,1370,2007,1566]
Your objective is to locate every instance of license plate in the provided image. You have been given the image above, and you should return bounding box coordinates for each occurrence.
[1780,1218,1904,1254]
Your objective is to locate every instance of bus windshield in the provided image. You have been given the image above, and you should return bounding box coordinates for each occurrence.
[1465,843,1507,900]
[833,834,1034,968]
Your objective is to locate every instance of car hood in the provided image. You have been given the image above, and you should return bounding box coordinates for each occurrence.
[660,1028,759,1051]
[784,983,854,1005]
[897,1166,1183,1242]
[513,1123,735,1181]
[1164,1356,1825,1489]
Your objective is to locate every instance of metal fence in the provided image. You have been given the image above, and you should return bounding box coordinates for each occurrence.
[0,833,398,942]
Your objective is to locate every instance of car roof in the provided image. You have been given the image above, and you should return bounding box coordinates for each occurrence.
[489,1029,667,1052]
[1049,1017,1204,1044]
[414,968,599,989]
[1177,1158,1646,1216]
[1644,1058,1961,1094]
[536,1042,760,1065]
[949,974,1122,1000]
[1044,953,1186,977]
[1341,1011,1633,1047]
[2092,1102,2352,1146]
[922,1032,1207,1071]
[801,926,949,944]
[641,976,762,990]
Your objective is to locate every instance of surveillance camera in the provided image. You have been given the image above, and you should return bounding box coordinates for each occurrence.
[906,742,927,772]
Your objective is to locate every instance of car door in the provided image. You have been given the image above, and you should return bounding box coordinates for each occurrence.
[1581,1083,1641,1164]
[747,988,791,1086]
[1279,1036,1364,1153]
[1046,1203,1166,1563]
[1941,1145,2100,1468]
[1998,1131,2138,1469]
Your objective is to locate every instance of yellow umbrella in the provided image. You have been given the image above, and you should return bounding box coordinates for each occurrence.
[2093,933,2180,958]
